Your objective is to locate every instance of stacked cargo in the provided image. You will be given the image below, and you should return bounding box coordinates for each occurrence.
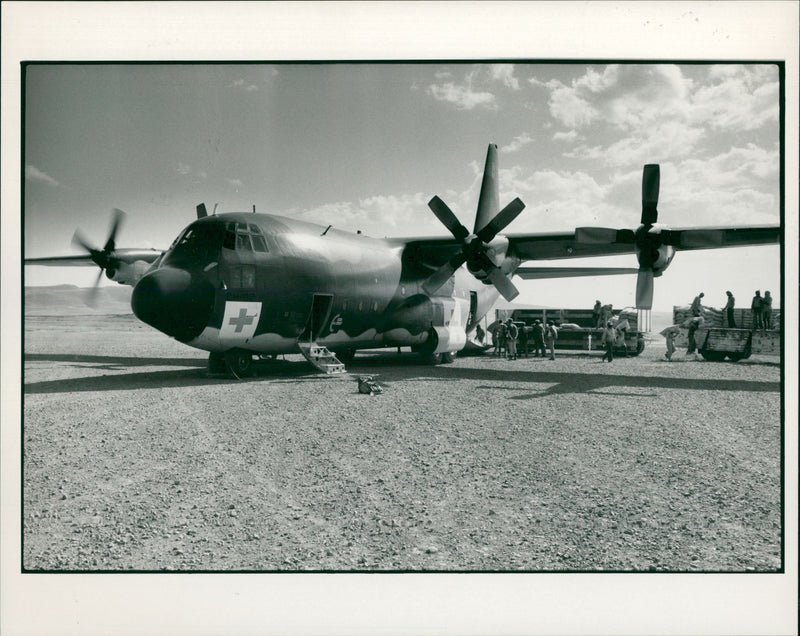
[672,305,781,330]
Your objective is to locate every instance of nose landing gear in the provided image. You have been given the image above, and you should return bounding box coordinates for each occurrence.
[208,349,254,378]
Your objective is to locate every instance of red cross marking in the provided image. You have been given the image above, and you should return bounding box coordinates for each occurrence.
[229,307,256,333]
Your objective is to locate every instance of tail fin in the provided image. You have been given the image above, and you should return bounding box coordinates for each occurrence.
[474,144,500,234]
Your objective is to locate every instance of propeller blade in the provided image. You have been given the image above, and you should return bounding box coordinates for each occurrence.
[103,208,126,253]
[641,164,660,225]
[84,267,104,308]
[422,252,468,296]
[476,197,525,243]
[428,196,470,242]
[71,229,107,269]
[635,268,654,309]
[71,229,96,254]
[487,267,519,302]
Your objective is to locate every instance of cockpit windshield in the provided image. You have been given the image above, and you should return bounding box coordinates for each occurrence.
[162,222,225,267]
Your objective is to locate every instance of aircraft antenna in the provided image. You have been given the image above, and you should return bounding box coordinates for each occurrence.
[322,225,332,236]
[253,204,256,213]
[212,203,218,215]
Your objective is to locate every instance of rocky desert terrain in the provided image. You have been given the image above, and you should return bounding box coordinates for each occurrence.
[22,311,783,573]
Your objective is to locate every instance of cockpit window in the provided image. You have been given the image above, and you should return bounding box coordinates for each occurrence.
[163,222,224,267]
[222,221,268,254]
[236,233,252,251]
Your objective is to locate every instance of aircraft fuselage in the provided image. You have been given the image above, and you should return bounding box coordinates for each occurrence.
[131,213,502,357]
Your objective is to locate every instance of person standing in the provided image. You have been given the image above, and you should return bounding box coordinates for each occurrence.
[592,300,603,328]
[763,291,773,329]
[724,291,736,328]
[475,323,485,344]
[691,292,705,317]
[545,321,558,360]
[532,319,545,357]
[751,290,763,330]
[518,324,529,357]
[505,319,519,360]
[600,320,616,362]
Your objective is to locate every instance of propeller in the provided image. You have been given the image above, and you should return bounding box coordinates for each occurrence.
[422,144,525,301]
[575,164,727,309]
[71,208,126,305]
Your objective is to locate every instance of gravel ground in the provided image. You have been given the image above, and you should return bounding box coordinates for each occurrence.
[22,314,783,572]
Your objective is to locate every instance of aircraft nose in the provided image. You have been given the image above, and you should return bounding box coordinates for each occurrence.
[131,267,215,342]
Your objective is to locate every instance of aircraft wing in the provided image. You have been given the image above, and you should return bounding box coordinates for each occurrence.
[24,248,163,267]
[515,266,640,279]
[506,225,780,261]
[400,225,780,270]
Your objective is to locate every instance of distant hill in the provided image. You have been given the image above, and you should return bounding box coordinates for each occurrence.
[24,285,133,315]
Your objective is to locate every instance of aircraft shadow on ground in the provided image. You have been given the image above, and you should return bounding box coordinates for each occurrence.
[23,352,782,398]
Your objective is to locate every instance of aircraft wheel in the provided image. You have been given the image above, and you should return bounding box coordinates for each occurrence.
[727,352,745,362]
[225,349,254,378]
[441,351,457,364]
[700,351,726,362]
[208,352,227,375]
[419,352,443,365]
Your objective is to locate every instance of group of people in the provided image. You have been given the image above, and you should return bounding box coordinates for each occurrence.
[749,290,774,330]
[695,290,774,330]
[491,318,558,360]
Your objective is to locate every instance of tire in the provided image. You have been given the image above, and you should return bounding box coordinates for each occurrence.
[224,349,254,378]
[700,351,727,362]
[726,352,746,362]
[441,351,456,364]
[419,352,443,365]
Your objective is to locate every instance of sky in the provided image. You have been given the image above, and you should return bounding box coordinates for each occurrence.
[23,62,782,311]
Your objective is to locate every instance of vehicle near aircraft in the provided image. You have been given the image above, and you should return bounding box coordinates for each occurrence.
[25,144,780,376]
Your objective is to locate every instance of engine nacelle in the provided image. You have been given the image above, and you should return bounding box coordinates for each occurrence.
[466,235,510,281]
[635,224,676,277]
[106,260,152,285]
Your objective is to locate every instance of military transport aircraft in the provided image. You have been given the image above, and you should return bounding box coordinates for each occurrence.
[25,144,780,376]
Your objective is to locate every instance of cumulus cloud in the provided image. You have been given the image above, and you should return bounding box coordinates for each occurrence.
[426,65,521,111]
[427,81,496,111]
[489,64,520,90]
[25,165,59,186]
[553,130,579,142]
[501,133,534,153]
[230,78,258,93]
[689,65,779,131]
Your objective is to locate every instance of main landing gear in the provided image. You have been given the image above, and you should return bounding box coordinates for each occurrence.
[208,349,254,378]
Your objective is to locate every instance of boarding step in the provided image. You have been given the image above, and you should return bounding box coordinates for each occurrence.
[297,342,346,374]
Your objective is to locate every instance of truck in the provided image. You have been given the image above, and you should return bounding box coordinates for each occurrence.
[672,305,781,362]
[496,306,646,356]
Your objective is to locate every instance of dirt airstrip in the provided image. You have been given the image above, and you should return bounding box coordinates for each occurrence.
[22,314,782,572]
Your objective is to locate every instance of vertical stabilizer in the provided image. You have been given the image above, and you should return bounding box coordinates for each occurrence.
[474,144,500,233]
